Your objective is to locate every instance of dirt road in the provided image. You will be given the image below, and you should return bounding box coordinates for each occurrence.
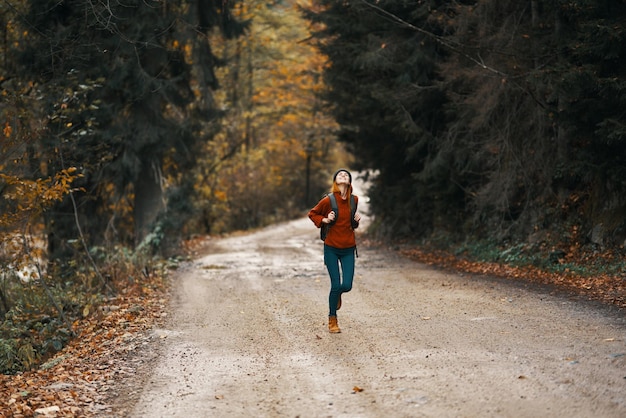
[117,195,626,417]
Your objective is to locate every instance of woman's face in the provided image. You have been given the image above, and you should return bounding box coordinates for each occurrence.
[335,171,350,185]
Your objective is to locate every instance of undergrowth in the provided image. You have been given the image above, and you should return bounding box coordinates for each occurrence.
[0,246,176,375]
[451,239,626,278]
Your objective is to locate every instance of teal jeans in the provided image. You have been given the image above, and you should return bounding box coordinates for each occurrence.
[324,244,356,316]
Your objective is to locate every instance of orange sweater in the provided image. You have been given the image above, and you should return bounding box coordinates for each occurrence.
[308,192,359,249]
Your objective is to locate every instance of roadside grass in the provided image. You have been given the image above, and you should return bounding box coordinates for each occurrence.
[398,238,626,309]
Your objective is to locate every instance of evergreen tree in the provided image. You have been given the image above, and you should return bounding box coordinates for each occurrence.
[13,0,245,262]
[308,0,626,248]
[440,0,626,244]
[305,0,450,236]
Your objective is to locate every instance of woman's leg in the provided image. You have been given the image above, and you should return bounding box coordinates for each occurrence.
[324,246,355,317]
[324,245,341,317]
[338,249,355,294]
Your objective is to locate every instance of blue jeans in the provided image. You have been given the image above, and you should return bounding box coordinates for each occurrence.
[324,244,356,316]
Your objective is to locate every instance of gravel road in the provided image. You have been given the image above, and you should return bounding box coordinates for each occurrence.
[118,192,626,418]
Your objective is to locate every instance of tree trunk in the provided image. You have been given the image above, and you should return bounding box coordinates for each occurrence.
[0,285,9,319]
[531,0,539,69]
[554,7,568,162]
[134,160,165,245]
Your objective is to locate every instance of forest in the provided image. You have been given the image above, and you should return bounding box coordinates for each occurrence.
[1,0,625,378]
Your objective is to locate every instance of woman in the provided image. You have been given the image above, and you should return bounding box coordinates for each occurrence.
[308,169,361,333]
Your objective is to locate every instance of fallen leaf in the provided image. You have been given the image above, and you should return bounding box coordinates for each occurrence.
[352,386,364,393]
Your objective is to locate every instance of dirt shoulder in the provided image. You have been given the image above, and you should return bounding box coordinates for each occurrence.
[107,213,625,418]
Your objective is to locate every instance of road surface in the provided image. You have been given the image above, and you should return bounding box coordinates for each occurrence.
[113,193,625,418]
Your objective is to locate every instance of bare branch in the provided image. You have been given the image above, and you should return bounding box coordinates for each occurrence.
[357,0,507,76]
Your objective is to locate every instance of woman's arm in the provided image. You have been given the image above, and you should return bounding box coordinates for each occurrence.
[308,196,332,228]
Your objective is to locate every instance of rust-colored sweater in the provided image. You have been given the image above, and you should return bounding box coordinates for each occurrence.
[308,192,359,249]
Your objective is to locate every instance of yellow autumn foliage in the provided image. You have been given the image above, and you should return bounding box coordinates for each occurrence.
[188,0,349,234]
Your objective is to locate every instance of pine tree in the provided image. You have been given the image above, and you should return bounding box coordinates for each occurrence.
[305,0,450,236]
[13,0,245,261]
[308,0,626,247]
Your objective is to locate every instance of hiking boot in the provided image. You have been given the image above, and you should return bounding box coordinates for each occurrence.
[328,315,341,333]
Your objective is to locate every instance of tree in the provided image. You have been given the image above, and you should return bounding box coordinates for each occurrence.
[305,0,450,236]
[0,0,248,371]
[9,0,245,263]
[438,0,626,244]
[308,0,626,249]
[192,0,343,234]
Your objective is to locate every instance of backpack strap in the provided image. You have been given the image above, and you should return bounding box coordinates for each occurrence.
[328,193,338,225]
[330,193,358,228]
[321,193,359,242]
[351,195,359,258]
[320,193,337,241]
[350,195,358,229]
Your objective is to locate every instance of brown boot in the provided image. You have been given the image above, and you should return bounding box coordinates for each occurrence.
[337,294,342,311]
[328,315,341,333]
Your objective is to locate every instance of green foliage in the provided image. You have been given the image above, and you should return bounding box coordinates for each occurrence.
[136,225,166,256]
[0,243,167,374]
[3,0,247,263]
[0,285,74,374]
[0,338,20,373]
[450,238,623,279]
[305,0,452,238]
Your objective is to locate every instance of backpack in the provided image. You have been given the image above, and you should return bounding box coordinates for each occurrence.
[320,193,358,241]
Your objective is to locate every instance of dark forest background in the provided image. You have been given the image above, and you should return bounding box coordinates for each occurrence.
[307,0,626,254]
[1,0,625,373]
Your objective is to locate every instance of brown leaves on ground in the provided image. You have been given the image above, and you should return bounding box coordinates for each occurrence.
[400,246,626,309]
[0,279,169,417]
[2,238,624,417]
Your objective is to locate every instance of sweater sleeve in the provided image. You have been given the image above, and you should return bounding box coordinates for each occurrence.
[308,196,331,228]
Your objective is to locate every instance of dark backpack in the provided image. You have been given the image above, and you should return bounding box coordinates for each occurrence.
[320,193,358,241]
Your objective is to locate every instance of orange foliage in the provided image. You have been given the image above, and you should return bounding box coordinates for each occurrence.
[194,0,345,233]
[0,168,77,208]
[3,121,12,138]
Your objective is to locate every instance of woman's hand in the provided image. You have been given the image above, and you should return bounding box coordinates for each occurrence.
[354,212,362,223]
[324,211,336,224]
